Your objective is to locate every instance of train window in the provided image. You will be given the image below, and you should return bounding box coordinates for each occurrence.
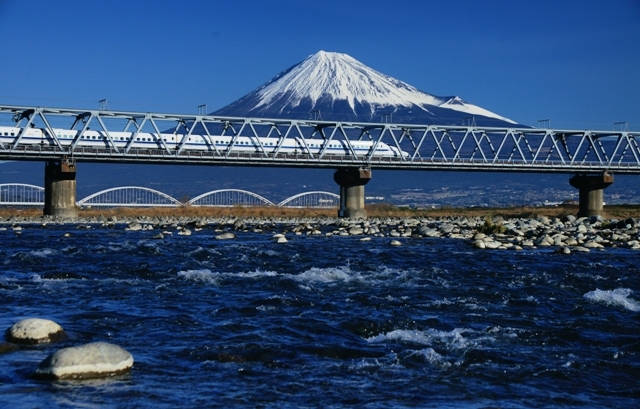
[11,133,15,136]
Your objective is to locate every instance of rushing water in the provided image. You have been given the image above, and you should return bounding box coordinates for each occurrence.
[1,222,639,408]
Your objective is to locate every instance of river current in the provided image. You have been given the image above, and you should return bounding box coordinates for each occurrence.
[1,222,639,408]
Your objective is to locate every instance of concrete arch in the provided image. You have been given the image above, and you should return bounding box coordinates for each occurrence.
[188,189,275,207]
[0,183,45,205]
[78,186,181,207]
[278,191,340,208]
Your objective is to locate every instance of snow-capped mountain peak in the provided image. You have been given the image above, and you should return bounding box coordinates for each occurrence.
[254,50,445,113]
[214,51,518,126]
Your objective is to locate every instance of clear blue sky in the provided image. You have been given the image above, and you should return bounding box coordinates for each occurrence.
[0,0,639,130]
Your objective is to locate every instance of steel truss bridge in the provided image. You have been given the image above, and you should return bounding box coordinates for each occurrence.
[0,104,639,173]
[0,184,340,208]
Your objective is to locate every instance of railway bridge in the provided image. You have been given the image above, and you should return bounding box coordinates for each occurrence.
[1,104,639,218]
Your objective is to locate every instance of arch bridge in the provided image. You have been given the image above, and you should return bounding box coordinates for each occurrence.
[0,184,339,209]
[0,183,44,206]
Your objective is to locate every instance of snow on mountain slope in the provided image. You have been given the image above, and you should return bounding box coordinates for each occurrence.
[214,51,518,126]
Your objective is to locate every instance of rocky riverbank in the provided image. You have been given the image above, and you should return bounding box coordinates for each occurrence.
[1,213,639,253]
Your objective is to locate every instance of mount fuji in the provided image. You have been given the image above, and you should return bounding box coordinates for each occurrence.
[213,51,520,127]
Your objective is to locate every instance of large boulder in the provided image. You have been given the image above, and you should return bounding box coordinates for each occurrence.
[35,342,133,380]
[5,318,66,344]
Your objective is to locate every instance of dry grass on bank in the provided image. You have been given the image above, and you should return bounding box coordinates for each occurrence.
[2,203,640,220]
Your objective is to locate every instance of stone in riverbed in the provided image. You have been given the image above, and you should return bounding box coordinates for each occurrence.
[125,223,142,231]
[215,232,235,240]
[484,240,503,249]
[583,241,604,249]
[35,342,133,380]
[5,318,67,345]
[573,246,590,253]
[473,240,486,249]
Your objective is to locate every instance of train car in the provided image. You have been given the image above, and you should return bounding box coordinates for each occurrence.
[0,126,409,158]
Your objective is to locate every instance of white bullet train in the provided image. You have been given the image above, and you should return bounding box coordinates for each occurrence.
[0,126,409,158]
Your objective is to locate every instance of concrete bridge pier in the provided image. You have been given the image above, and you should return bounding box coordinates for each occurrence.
[569,173,613,218]
[334,167,371,219]
[44,159,78,217]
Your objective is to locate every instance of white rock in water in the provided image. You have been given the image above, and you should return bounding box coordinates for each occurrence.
[276,237,288,244]
[35,342,133,380]
[389,240,402,246]
[126,223,142,231]
[178,228,192,236]
[359,237,372,242]
[473,240,486,249]
[484,240,503,249]
[215,232,236,240]
[6,318,66,344]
